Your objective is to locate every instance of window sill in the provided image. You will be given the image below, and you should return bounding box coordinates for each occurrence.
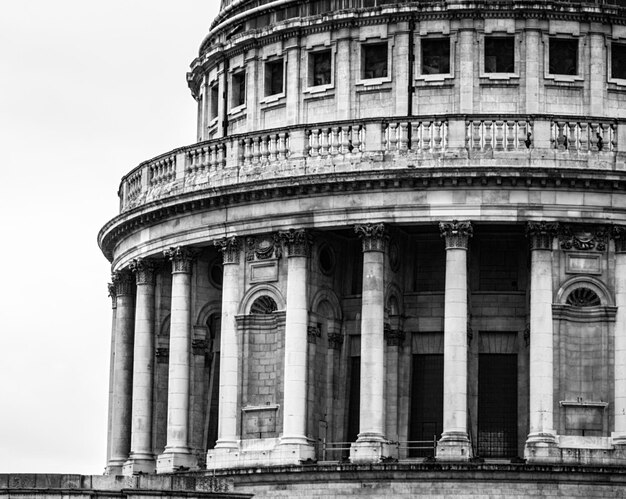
[544,74,584,84]
[304,83,335,94]
[356,76,391,87]
[479,73,519,81]
[228,104,246,116]
[608,78,626,90]
[416,73,454,83]
[260,93,286,107]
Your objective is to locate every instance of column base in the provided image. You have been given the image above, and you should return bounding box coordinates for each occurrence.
[122,454,156,475]
[206,437,315,469]
[275,438,316,465]
[104,458,126,476]
[350,433,394,464]
[436,431,472,462]
[524,431,558,463]
[156,448,198,474]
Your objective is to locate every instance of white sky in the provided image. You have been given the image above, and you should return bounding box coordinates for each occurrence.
[0,1,220,474]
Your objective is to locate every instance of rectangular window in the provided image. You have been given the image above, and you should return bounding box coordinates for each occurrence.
[484,36,515,73]
[265,59,284,97]
[421,38,450,75]
[310,50,332,86]
[210,83,219,119]
[362,42,388,79]
[310,0,331,15]
[612,42,626,80]
[231,71,246,108]
[549,38,578,75]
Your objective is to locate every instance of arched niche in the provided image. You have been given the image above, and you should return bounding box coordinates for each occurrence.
[556,276,614,308]
[238,283,286,315]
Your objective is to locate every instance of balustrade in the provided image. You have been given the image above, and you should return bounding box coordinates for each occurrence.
[117,115,625,212]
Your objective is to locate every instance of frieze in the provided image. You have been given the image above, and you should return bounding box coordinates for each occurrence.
[129,258,157,285]
[111,269,134,296]
[328,332,344,350]
[355,223,388,252]
[613,226,626,254]
[215,236,240,265]
[526,221,559,250]
[440,220,473,250]
[559,225,608,252]
[246,234,282,261]
[164,246,196,273]
[279,229,312,258]
[307,325,321,345]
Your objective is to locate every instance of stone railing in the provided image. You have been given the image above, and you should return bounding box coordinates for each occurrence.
[117,115,626,213]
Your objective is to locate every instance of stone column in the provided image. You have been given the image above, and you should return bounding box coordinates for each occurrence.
[157,247,198,473]
[524,222,558,462]
[350,223,391,463]
[613,227,626,446]
[277,229,315,463]
[106,269,135,475]
[436,220,472,461]
[105,283,117,466]
[210,237,241,461]
[123,259,156,474]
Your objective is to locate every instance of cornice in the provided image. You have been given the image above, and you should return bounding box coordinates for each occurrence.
[98,166,626,262]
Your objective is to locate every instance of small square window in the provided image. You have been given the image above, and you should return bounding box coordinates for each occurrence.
[265,59,284,97]
[549,38,578,76]
[612,42,626,80]
[484,36,515,73]
[362,43,388,79]
[231,71,246,108]
[421,38,450,75]
[210,83,219,119]
[310,50,332,87]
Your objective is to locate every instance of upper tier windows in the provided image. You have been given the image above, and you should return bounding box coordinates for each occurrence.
[265,59,284,97]
[362,42,389,80]
[421,38,450,75]
[549,38,579,76]
[484,36,515,74]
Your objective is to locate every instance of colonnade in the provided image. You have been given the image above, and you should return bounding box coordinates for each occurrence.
[105,221,626,474]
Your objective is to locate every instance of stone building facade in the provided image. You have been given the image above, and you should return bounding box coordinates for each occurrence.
[99,0,626,484]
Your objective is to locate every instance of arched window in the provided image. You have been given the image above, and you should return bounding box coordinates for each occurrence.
[566,287,601,307]
[249,295,278,314]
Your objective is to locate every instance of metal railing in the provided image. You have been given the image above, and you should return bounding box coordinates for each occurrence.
[315,437,438,461]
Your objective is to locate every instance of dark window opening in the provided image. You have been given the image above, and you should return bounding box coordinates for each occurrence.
[265,59,284,97]
[549,38,578,75]
[612,42,626,80]
[414,239,445,292]
[310,0,331,15]
[210,83,219,120]
[276,5,300,21]
[485,36,515,73]
[421,38,450,75]
[347,356,361,451]
[409,354,443,457]
[350,241,363,295]
[362,43,388,79]
[478,238,521,291]
[310,50,332,86]
[231,71,246,108]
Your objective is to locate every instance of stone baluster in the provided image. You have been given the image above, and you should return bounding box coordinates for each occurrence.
[524,221,558,462]
[436,221,473,461]
[495,120,504,151]
[106,269,135,475]
[310,129,320,157]
[411,122,421,151]
[350,223,391,463]
[320,129,330,156]
[330,127,340,156]
[388,123,398,151]
[399,122,409,151]
[484,121,493,150]
[156,247,198,473]
[506,121,515,150]
[472,121,481,151]
[579,122,589,152]
[351,126,362,153]
[567,122,578,152]
[124,259,157,475]
[278,132,287,160]
[433,121,443,152]
[422,122,432,152]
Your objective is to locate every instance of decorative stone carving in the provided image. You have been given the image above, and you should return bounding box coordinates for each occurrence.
[164,246,196,273]
[328,332,344,350]
[559,225,608,252]
[155,347,169,363]
[612,226,626,254]
[354,223,388,252]
[214,236,240,265]
[246,234,282,261]
[384,325,405,347]
[439,220,473,249]
[307,325,321,345]
[389,239,400,272]
[107,282,117,309]
[129,258,156,286]
[192,339,209,355]
[279,228,312,257]
[111,269,134,296]
[526,221,559,250]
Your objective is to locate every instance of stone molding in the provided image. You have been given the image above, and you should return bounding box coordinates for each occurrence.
[384,325,405,347]
[192,339,209,355]
[354,223,388,253]
[129,258,157,286]
[215,236,240,265]
[559,225,608,252]
[155,347,169,363]
[613,226,626,254]
[328,332,344,350]
[279,228,313,258]
[439,220,473,250]
[307,325,321,345]
[526,221,559,251]
[107,282,117,309]
[246,234,282,261]
[111,269,134,296]
[164,246,196,273]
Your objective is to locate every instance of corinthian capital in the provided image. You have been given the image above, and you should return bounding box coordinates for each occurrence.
[107,282,117,309]
[354,223,388,252]
[214,236,240,265]
[613,226,626,254]
[164,246,196,273]
[526,221,559,251]
[111,269,134,296]
[279,229,313,257]
[129,258,156,286]
[439,220,473,250]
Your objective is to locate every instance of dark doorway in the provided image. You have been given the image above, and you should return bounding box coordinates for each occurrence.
[478,354,518,458]
[409,354,443,457]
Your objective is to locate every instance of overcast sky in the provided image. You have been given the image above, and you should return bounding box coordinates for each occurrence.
[0,1,220,474]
